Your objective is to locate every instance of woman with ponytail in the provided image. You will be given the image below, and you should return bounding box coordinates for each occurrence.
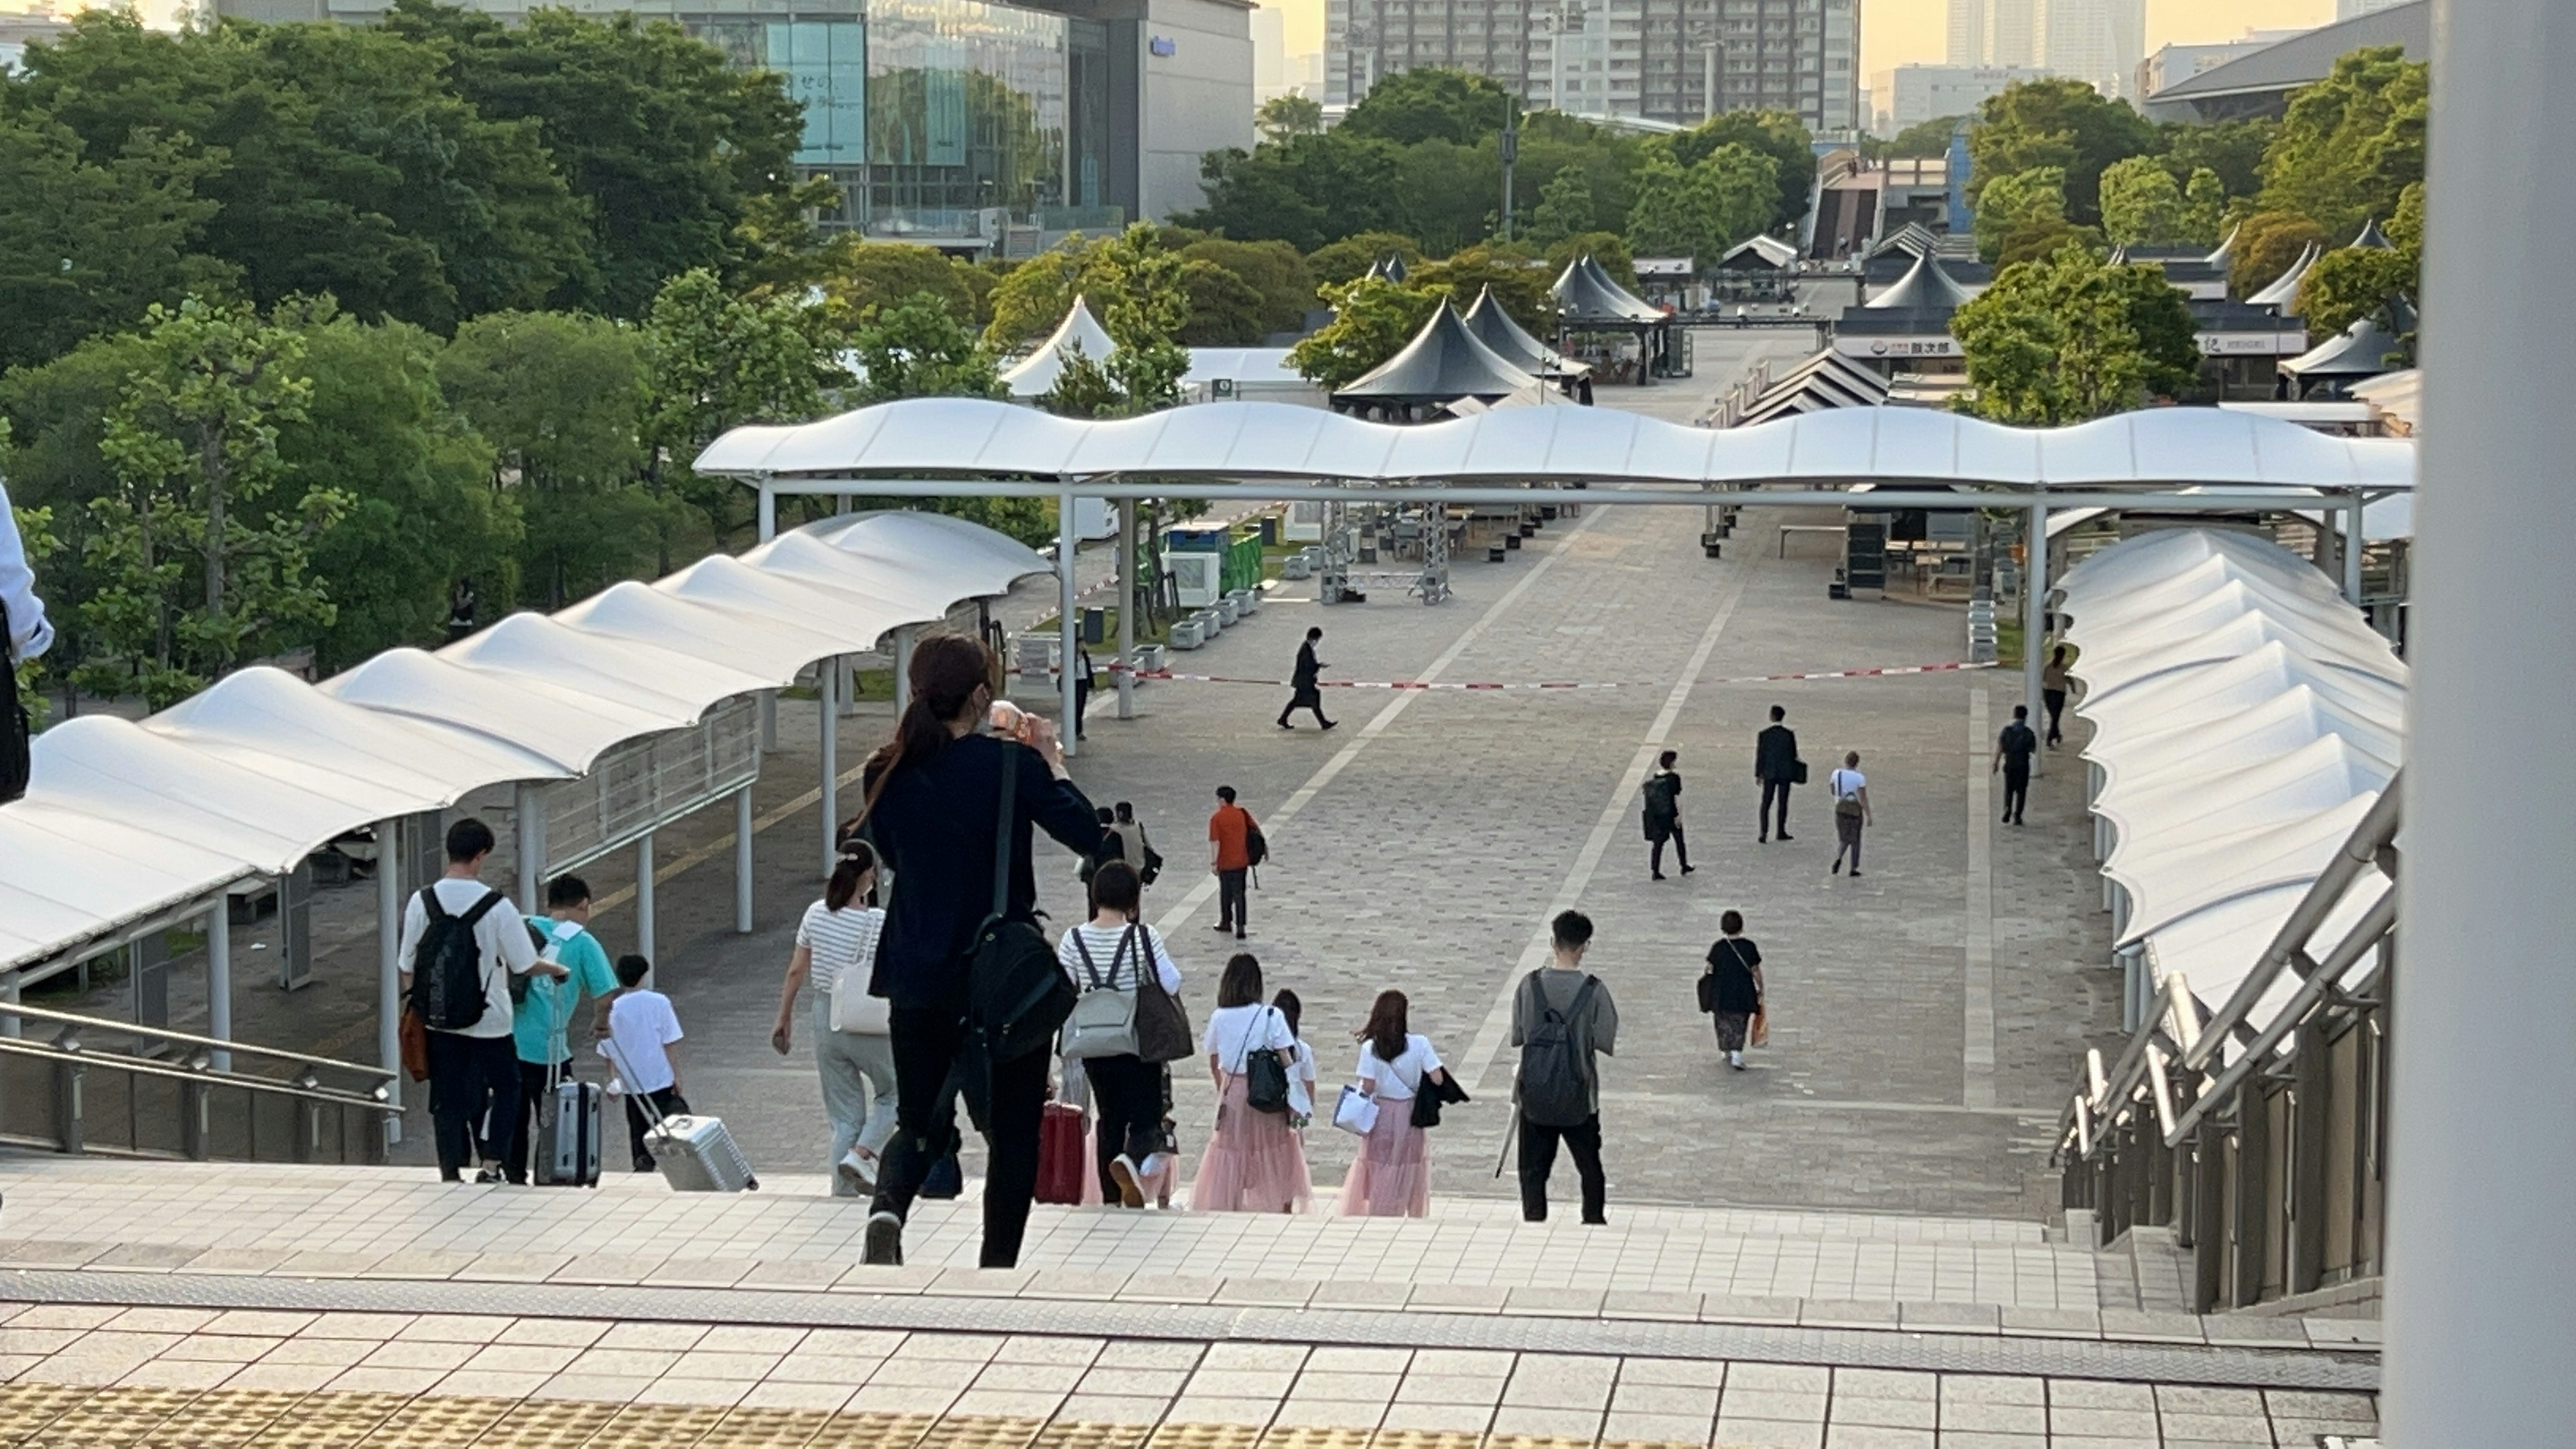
[771,837,896,1196]
[851,633,1104,1269]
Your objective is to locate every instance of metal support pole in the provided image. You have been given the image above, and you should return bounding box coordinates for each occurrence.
[1057,488,1079,758]
[1,973,17,1039]
[2024,500,2047,777]
[376,823,401,1133]
[819,656,839,878]
[2343,491,2366,605]
[2386,2,2576,1438]
[893,626,916,715]
[734,785,755,934]
[514,783,544,911]
[635,831,656,971]
[1116,500,1136,719]
[759,482,780,752]
[205,900,232,1074]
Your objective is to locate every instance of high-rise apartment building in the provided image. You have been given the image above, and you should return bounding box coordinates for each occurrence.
[1947,0,2041,67]
[2043,0,2143,99]
[1329,0,1858,136]
[1872,63,2051,133]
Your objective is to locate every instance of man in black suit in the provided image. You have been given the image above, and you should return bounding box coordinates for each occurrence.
[1277,627,1336,730]
[1754,704,1800,843]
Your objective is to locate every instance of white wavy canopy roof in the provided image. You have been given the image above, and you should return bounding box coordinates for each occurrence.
[696,397,2418,490]
[0,510,1048,973]
[2061,528,2406,1035]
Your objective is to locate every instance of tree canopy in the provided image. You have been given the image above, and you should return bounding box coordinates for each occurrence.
[1340,67,1516,148]
[1666,109,1813,235]
[2256,46,2426,240]
[1625,144,1780,267]
[1966,79,2160,228]
[1951,251,2198,425]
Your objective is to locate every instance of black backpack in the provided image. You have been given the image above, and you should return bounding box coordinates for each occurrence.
[1517,971,1599,1128]
[409,888,502,1030]
[966,744,1077,1067]
[1,598,28,806]
[1243,817,1269,869]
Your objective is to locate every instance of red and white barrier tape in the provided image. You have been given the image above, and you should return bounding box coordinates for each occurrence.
[1059,661,1998,691]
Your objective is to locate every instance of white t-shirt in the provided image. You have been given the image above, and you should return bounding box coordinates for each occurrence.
[1057,922,1183,993]
[1356,1033,1443,1100]
[396,877,540,1040]
[1287,1038,1318,1118]
[1203,1003,1295,1073]
[798,900,884,998]
[1830,767,1868,799]
[604,989,684,1095]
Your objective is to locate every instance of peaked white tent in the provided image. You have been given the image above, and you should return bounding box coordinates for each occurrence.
[1000,296,1118,398]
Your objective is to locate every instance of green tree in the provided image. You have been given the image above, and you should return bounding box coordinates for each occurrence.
[1341,66,1515,148]
[1951,252,2197,425]
[845,292,1003,402]
[0,114,231,375]
[1546,231,1638,294]
[1390,138,1500,255]
[2182,169,2228,244]
[983,225,1193,406]
[1667,109,1815,232]
[1287,276,1446,391]
[1178,259,1269,345]
[2229,210,2328,296]
[2159,117,2275,202]
[383,0,806,317]
[1525,164,1597,247]
[1884,115,1966,158]
[1967,78,2160,227]
[641,268,835,563]
[2099,156,2190,246]
[1306,231,1426,286]
[1413,244,1554,332]
[818,241,981,325]
[1256,92,1324,141]
[1624,144,1779,266]
[1181,131,1411,254]
[438,309,654,609]
[1972,166,2069,262]
[5,482,58,724]
[1179,237,1313,335]
[2256,46,2426,241]
[76,298,348,706]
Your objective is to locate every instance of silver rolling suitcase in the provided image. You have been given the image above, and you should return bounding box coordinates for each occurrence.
[534,1077,603,1187]
[604,1038,758,1192]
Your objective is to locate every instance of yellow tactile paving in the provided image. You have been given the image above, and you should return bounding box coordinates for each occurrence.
[1024,1421,1150,1449]
[1362,1435,1483,1449]
[1256,1427,1377,1449]
[0,1382,101,1442]
[1143,1423,1262,1449]
[802,1410,939,1449]
[457,1399,621,1448]
[698,1407,833,1449]
[580,1402,731,1449]
[347,1395,520,1447]
[137,1390,323,1449]
[30,1387,215,1446]
[910,1413,1044,1449]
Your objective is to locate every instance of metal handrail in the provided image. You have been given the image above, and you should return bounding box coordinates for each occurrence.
[0,998,388,1083]
[2163,890,2396,1144]
[0,1036,388,1112]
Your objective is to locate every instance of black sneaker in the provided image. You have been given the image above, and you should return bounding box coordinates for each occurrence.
[863,1210,904,1267]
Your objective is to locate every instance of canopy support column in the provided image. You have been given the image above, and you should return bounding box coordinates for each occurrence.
[734,785,755,934]
[205,899,232,1075]
[893,627,916,714]
[376,824,402,1138]
[1058,488,1079,759]
[758,478,780,753]
[635,832,657,972]
[820,656,840,878]
[1117,500,1136,720]
[2025,500,2048,776]
[2386,0,2576,1438]
[514,784,545,914]
[2343,492,2366,605]
[1,973,17,1038]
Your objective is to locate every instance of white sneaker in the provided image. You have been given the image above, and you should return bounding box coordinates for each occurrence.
[1108,1154,1146,1208]
[837,1149,878,1193]
[863,1210,904,1266]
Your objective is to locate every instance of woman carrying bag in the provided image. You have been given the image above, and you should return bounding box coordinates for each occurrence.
[1055,860,1189,1208]
[771,839,896,1195]
[1699,909,1765,1071]
[1191,954,1309,1213]
[1336,989,1448,1218]
[1829,751,1872,877]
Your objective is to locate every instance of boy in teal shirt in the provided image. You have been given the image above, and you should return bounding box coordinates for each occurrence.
[504,874,623,1184]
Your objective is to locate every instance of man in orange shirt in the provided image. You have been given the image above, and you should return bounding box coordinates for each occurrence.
[1208,786,1254,940]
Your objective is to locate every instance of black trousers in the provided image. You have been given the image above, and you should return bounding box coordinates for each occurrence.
[871,1005,1051,1268]
[1073,677,1092,737]
[622,1086,688,1172]
[2002,765,2031,823]
[1518,1112,1607,1224]
[1217,868,1249,932]
[1081,1053,1164,1206]
[1650,823,1690,875]
[504,1057,574,1185]
[1278,686,1330,727]
[2042,688,2068,745]
[1759,779,1792,837]
[424,1031,519,1181]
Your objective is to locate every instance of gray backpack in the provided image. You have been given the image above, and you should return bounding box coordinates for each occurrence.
[1516,971,1599,1128]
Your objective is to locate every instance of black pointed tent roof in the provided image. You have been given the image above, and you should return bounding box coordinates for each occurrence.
[2349,217,2394,251]
[1334,301,1539,405]
[2283,308,2410,380]
[1462,286,1585,378]
[1551,256,1664,325]
[2248,240,2322,308]
[1864,251,1978,311]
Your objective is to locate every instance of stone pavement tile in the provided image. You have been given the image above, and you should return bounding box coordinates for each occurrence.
[358,1250,478,1279]
[533,1372,653,1404]
[551,1254,670,1285]
[1395,1375,1507,1406]
[1375,1399,1497,1434]
[952,1387,1073,1419]
[2096,1310,2203,1344]
[998,1336,1108,1366]
[1488,1404,1605,1438]
[1301,1348,1411,1375]
[1214,1279,1316,1307]
[258,1336,376,1368]
[277,1251,387,1278]
[1083,1368,1195,1399]
[2045,1405,2160,1438]
[1994,1308,2098,1339]
[1827,1400,1934,1432]
[0,1328,83,1358]
[462,1343,583,1376]
[1897,1303,1998,1334]
[1831,1372,1935,1403]
[892,1333,1006,1362]
[1921,1436,2041,1448]
[358,1338,479,1371]
[980,1362,1090,1395]
[573,1347,687,1379]
[394,1313,516,1343]
[1095,1343,1208,1371]
[1727,1366,1831,1396]
[297,1311,419,1339]
[205,1309,325,1337]
[0,1242,111,1269]
[9,1305,123,1330]
[1617,1360,1725,1390]
[1505,1288,1605,1318]
[2301,1320,2382,1347]
[698,1326,811,1355]
[87,1242,208,1271]
[871,1356,986,1389]
[936,1268,1039,1297]
[2043,1439,2157,1449]
[215,1362,340,1393]
[1799,1301,1898,1330]
[1822,1427,1932,1449]
[649,1258,755,1288]
[325,1364,449,1395]
[2196,1316,2306,1348]
[837,1265,946,1294]
[113,1356,237,1391]
[1719,1391,1827,1425]
[1187,1371,1301,1400]
[495,1318,614,1348]
[1198,1344,1304,1373]
[429,1368,555,1399]
[1701,1297,1803,1327]
[160,1334,279,1364]
[1600,1409,1715,1444]
[1611,1383,1719,1417]
[2153,1413,2272,1445]
[737,1260,846,1292]
[768,1351,888,1385]
[847,1381,964,1415]
[1030,1271,1137,1300]
[178,1247,284,1275]
[637,1377,756,1407]
[2265,1390,2377,1424]
[2151,1387,2263,1417]
[739,1381,858,1413]
[1929,1401,2043,1436]
[1503,1356,1617,1409]
[1307,1283,1411,1310]
[598,1322,713,1352]
[103,1308,221,1334]
[1166,1395,1284,1427]
[1126,1275,1228,1304]
[2045,1381,2153,1411]
[1269,1399,1391,1430]
[1709,1415,1823,1449]
[1405,1350,1517,1377]
[1405,1286,1512,1313]
[1603,1292,1704,1322]
[1055,1393,1176,1425]
[1937,1377,2046,1405]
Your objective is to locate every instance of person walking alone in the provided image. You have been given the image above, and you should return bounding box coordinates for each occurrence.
[851,633,1104,1269]
[1277,627,1336,730]
[1058,860,1185,1208]
[1191,953,1309,1213]
[1701,910,1764,1070]
[1829,752,1872,876]
[1208,786,1257,940]
[2041,646,2072,749]
[1642,749,1694,880]
[1510,910,1618,1224]
[771,839,898,1195]
[1338,990,1448,1217]
[1994,704,2039,826]
[1754,705,1801,843]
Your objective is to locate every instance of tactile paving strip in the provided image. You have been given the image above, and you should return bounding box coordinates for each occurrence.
[0,1271,2377,1393]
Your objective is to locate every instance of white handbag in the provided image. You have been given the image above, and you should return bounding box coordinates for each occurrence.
[1332,1084,1379,1137]
[828,910,891,1034]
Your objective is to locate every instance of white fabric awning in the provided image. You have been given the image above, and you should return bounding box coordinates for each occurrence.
[696,397,2419,492]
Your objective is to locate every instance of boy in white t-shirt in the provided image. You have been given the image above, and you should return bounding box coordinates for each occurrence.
[602,955,688,1173]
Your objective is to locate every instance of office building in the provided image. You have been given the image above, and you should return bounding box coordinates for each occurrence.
[1330,0,1858,136]
[2134,30,2309,103]
[1947,0,2039,68]
[1872,62,2050,133]
[2041,0,2143,101]
[212,0,1252,248]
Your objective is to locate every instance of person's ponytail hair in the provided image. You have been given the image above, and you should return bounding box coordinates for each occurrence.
[827,839,876,912]
[858,633,995,823]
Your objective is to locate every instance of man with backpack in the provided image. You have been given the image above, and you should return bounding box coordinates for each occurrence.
[1208,785,1261,941]
[398,818,561,1183]
[1509,910,1619,1225]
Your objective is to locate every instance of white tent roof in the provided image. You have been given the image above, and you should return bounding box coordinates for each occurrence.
[1183,348,1308,387]
[1000,297,1118,398]
[696,397,2417,493]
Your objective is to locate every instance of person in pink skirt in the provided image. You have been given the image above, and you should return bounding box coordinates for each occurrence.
[1338,989,1449,1218]
[1191,954,1311,1212]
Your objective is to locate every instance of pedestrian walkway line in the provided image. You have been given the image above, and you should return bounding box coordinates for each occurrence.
[1457,562,1754,1097]
[1966,687,1998,1110]
[1150,508,1611,939]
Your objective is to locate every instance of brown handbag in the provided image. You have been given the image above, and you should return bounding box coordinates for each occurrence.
[1749,1006,1770,1049]
[1128,925,1195,1064]
[398,1006,431,1082]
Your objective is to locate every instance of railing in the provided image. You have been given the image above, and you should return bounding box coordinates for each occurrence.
[2053,777,2400,1312]
[0,1001,393,1165]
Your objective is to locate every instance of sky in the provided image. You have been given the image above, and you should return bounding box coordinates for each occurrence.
[1261,0,2341,80]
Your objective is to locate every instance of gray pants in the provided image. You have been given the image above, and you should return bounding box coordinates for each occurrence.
[812,996,899,1196]
[1218,868,1249,932]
